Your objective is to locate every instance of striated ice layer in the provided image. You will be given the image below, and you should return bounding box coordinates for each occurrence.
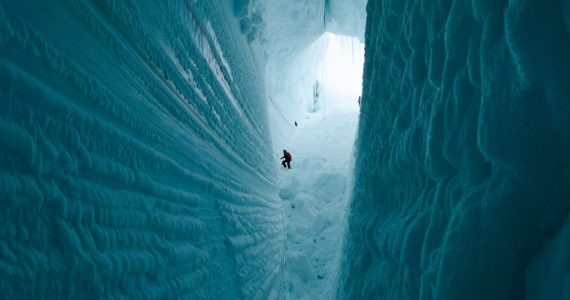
[340,0,570,299]
[0,1,283,299]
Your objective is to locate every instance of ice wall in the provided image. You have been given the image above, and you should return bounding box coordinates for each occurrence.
[340,0,570,299]
[260,0,329,144]
[0,1,284,298]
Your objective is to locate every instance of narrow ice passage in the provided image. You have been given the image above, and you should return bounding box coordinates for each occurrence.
[277,91,359,299]
[3,0,569,299]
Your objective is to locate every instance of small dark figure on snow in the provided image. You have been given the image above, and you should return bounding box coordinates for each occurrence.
[294,121,298,127]
[281,149,292,169]
[358,96,361,106]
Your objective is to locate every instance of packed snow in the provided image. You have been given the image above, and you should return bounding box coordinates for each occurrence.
[267,32,363,299]
[278,95,358,300]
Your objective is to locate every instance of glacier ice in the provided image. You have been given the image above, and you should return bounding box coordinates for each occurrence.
[0,1,282,298]
[1,0,569,299]
[338,0,570,299]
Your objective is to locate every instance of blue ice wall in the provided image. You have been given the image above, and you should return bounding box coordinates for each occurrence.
[340,0,570,299]
[0,1,283,298]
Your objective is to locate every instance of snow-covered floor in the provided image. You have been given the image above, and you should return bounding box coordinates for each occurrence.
[277,91,359,299]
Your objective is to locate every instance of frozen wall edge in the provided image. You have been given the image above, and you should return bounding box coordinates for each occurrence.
[0,1,283,299]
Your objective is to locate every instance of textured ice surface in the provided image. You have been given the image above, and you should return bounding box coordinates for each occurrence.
[525,219,570,300]
[4,0,568,298]
[339,0,570,299]
[0,1,283,298]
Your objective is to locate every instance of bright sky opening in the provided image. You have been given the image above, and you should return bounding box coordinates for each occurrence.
[318,33,365,103]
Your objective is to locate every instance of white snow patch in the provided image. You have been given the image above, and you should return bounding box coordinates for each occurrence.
[278,90,359,299]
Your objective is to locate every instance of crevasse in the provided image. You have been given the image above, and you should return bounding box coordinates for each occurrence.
[1,0,569,299]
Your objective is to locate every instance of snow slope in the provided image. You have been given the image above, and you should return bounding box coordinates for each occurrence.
[279,91,359,300]
[339,0,570,299]
[0,1,283,298]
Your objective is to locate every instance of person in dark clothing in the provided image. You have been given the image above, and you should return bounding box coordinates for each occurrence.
[294,121,298,127]
[281,149,292,169]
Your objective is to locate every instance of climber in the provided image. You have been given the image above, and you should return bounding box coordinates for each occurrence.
[281,149,292,169]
